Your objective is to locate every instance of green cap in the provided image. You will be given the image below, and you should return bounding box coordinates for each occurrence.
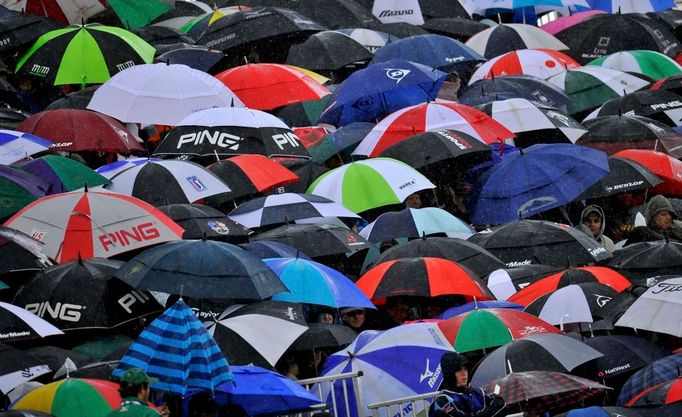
[120,368,158,385]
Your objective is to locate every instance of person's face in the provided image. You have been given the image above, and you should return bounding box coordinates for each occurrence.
[583,212,602,236]
[455,368,468,387]
[318,312,334,324]
[655,210,673,230]
[405,193,421,209]
[140,384,150,401]
[342,310,365,328]
[386,303,410,323]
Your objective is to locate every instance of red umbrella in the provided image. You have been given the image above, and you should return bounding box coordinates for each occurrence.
[355,257,493,302]
[215,64,330,111]
[626,377,682,407]
[614,149,682,196]
[469,49,580,84]
[5,0,106,25]
[207,154,299,200]
[17,109,144,153]
[352,101,515,157]
[509,267,632,307]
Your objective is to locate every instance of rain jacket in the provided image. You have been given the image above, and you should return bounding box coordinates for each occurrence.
[644,195,682,241]
[580,205,616,252]
[429,387,506,417]
[108,398,161,417]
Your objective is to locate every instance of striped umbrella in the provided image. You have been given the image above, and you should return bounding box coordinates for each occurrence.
[0,301,63,342]
[465,24,569,59]
[0,130,52,165]
[588,0,675,13]
[588,50,682,81]
[359,207,474,242]
[469,49,580,84]
[113,299,233,395]
[1,0,105,25]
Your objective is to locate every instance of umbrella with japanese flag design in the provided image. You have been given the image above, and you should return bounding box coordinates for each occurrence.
[3,189,184,263]
[468,49,580,85]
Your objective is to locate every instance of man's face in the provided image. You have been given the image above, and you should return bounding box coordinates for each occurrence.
[342,309,365,328]
[455,368,468,387]
[405,193,421,209]
[386,303,410,324]
[583,212,602,236]
[655,210,673,230]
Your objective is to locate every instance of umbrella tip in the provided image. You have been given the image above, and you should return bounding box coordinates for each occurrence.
[77,252,83,265]
[202,232,208,241]
[84,183,88,192]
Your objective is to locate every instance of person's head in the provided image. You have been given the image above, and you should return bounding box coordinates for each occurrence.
[646,195,678,231]
[317,311,334,324]
[405,192,421,209]
[440,352,469,389]
[581,205,606,238]
[119,368,157,400]
[385,297,410,324]
[341,308,366,329]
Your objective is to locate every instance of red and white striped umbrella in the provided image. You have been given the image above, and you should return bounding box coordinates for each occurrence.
[468,49,580,85]
[353,101,514,157]
[4,189,184,263]
[0,0,106,25]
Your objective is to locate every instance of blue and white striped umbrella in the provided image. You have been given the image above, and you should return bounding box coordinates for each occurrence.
[317,323,453,417]
[0,130,52,165]
[359,207,474,243]
[113,299,233,395]
[587,0,675,13]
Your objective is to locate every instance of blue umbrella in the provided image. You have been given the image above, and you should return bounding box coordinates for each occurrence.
[588,0,674,13]
[265,258,375,309]
[467,143,609,224]
[436,300,524,319]
[113,299,233,395]
[372,34,486,73]
[238,241,312,260]
[318,59,446,127]
[323,122,376,159]
[555,406,641,417]
[359,207,474,243]
[0,129,52,165]
[617,353,682,405]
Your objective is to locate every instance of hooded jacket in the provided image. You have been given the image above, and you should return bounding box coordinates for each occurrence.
[644,195,682,241]
[580,205,616,252]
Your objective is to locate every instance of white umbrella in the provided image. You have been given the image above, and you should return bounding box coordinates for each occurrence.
[615,277,682,337]
[87,63,244,125]
[0,130,52,165]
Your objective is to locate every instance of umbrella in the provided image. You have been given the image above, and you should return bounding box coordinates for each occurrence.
[421,17,489,42]
[618,353,682,405]
[104,159,231,206]
[307,122,374,163]
[156,204,250,242]
[578,157,662,199]
[286,30,372,72]
[614,149,682,196]
[523,283,620,326]
[626,377,682,407]
[206,300,308,368]
[466,23,569,59]
[469,49,580,84]
[2,0,105,25]
[253,223,370,257]
[436,300,524,319]
[437,308,560,353]
[651,73,682,96]
[180,6,256,37]
[0,301,62,342]
[583,90,682,128]
[0,103,30,130]
[0,225,51,276]
[275,95,330,128]
[359,207,474,243]
[318,323,454,417]
[467,144,609,224]
[372,34,485,73]
[353,101,515,157]
[44,85,98,110]
[356,257,493,301]
[0,12,62,52]
[14,155,110,194]
[15,23,154,86]
[114,299,233,395]
[290,323,357,351]
[318,59,447,127]
[24,345,95,379]
[364,22,426,39]
[150,0,212,28]
[597,284,648,324]
[615,276,682,337]
[3,188,184,263]
[540,10,606,35]
[265,258,374,308]
[547,67,651,115]
[469,220,613,268]
[607,240,682,280]
[229,193,358,229]
[470,333,604,387]
[86,63,244,126]
[0,129,51,165]
[0,165,50,220]
[333,28,397,54]
[589,0,675,13]
[587,50,682,81]
[238,241,311,260]
[10,378,123,417]
[215,64,330,111]
[115,239,286,300]
[16,109,144,153]
[307,158,435,214]
[154,47,226,74]
[95,157,161,179]
[486,264,563,300]
[0,344,50,395]
[459,74,570,110]
[108,0,172,30]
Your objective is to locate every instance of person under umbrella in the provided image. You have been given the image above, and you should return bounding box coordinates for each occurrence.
[579,205,616,252]
[429,352,507,417]
[627,195,682,244]
[109,368,170,417]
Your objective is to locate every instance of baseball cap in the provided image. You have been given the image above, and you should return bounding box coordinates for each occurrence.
[341,307,365,315]
[121,368,158,385]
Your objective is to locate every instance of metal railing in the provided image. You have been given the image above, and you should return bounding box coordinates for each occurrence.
[298,371,364,417]
[368,390,441,417]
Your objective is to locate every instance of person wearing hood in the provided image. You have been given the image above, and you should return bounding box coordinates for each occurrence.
[627,195,682,244]
[580,205,616,252]
[429,352,506,417]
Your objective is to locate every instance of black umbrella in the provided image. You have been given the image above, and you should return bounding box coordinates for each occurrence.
[649,8,682,40]
[0,344,50,395]
[114,239,287,300]
[523,282,620,324]
[578,157,662,199]
[156,203,251,242]
[0,13,62,52]
[155,47,227,74]
[253,223,370,257]
[24,345,94,379]
[133,25,194,46]
[459,75,570,112]
[584,90,682,128]
[651,73,682,96]
[597,284,649,324]
[150,0,210,25]
[12,257,162,330]
[608,241,682,282]
[421,17,489,42]
[370,236,506,278]
[271,158,328,194]
[366,21,429,38]
[239,240,312,260]
[470,220,613,268]
[0,102,29,129]
[0,226,51,277]
[555,13,682,65]
[485,264,562,300]
[578,114,682,158]
[286,31,372,72]
[44,85,99,111]
[289,323,357,351]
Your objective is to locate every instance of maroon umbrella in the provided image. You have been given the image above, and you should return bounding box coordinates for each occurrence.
[17,109,144,153]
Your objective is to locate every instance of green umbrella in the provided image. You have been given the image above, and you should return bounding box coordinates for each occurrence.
[14,155,110,193]
[15,23,155,86]
[588,50,682,81]
[0,165,49,219]
[108,0,172,30]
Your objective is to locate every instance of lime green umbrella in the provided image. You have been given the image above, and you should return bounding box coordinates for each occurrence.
[588,50,682,81]
[16,23,155,86]
[108,0,172,30]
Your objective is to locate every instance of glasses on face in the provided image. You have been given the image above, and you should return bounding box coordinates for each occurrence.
[343,310,365,318]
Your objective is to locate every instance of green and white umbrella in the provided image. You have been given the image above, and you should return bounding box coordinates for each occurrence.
[15,23,155,86]
[587,50,682,81]
[306,157,435,214]
[547,66,650,115]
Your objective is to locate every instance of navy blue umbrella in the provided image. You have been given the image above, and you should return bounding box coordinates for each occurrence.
[318,59,446,127]
[467,144,609,225]
[618,353,682,405]
[238,241,312,260]
[459,75,570,112]
[371,34,486,73]
[436,300,524,319]
[322,122,375,159]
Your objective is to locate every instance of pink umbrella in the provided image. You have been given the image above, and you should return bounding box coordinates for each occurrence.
[540,10,606,35]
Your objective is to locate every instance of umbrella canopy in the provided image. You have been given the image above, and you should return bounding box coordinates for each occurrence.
[114,239,286,300]
[618,353,682,405]
[0,130,51,165]
[86,63,244,125]
[307,158,435,214]
[469,49,580,84]
[607,240,682,280]
[2,0,105,25]
[0,300,63,342]
[215,64,330,111]
[16,109,144,153]
[0,11,63,52]
[0,225,51,276]
[253,223,370,258]
[466,23,569,59]
[15,23,155,86]
[290,323,358,351]
[3,189,184,263]
[0,344,50,395]
[238,240,312,260]
[359,207,474,242]
[436,300,524,319]
[334,28,397,54]
[459,74,570,110]
[156,204,250,242]
[523,283,620,326]
[437,308,560,353]
[583,89,682,128]
[588,50,682,81]
[206,301,308,368]
[614,149,682,196]
[486,264,563,300]
[590,0,675,13]
[44,85,97,110]
[14,155,110,194]
[0,103,30,130]
[626,377,682,407]
[0,165,51,219]
[108,0,172,30]
[265,258,374,308]
[114,299,233,395]
[154,47,226,73]
[468,144,609,224]
[578,157,662,199]
[615,276,682,337]
[286,30,372,71]
[539,10,606,35]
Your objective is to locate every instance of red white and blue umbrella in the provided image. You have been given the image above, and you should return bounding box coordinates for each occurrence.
[0,130,51,165]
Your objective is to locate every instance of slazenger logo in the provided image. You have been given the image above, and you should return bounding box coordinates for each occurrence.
[378,9,414,17]
[445,56,465,63]
[177,130,242,150]
[25,302,85,322]
[98,222,161,252]
[386,68,410,83]
[419,358,442,388]
[285,306,298,321]
[438,130,471,150]
[594,294,612,308]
